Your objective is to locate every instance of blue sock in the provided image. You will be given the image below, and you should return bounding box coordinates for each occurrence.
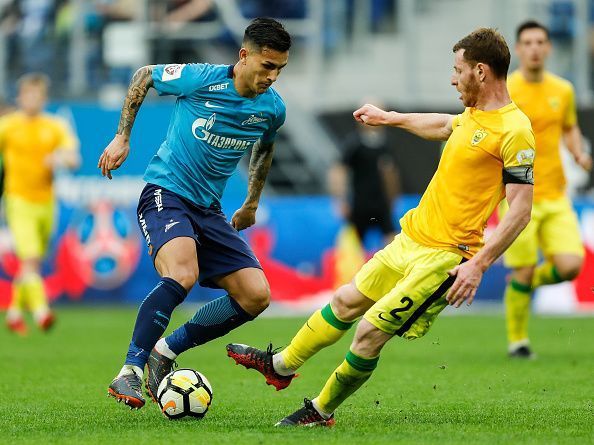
[124,277,187,369]
[165,295,254,355]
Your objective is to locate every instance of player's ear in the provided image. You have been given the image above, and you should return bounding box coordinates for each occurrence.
[239,47,248,64]
[476,63,486,82]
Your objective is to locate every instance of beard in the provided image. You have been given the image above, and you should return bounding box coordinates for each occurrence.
[461,75,480,107]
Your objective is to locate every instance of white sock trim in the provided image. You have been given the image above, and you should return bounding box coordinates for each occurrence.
[155,338,178,360]
[33,308,51,324]
[118,365,143,379]
[508,339,530,352]
[272,352,296,376]
[6,308,23,321]
[311,398,333,420]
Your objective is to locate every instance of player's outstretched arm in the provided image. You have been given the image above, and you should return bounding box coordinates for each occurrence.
[98,65,155,179]
[231,140,275,230]
[353,103,454,141]
[447,183,533,308]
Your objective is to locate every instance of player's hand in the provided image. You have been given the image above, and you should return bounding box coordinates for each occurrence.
[45,152,62,169]
[446,260,484,308]
[98,135,130,179]
[353,104,391,126]
[575,152,592,172]
[231,206,257,231]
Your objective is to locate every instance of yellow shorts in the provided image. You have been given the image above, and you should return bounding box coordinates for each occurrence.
[356,232,463,339]
[499,196,584,268]
[5,195,55,260]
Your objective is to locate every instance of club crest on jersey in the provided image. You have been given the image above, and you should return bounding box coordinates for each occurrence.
[242,114,268,126]
[471,129,488,146]
[516,148,535,165]
[548,97,560,111]
[192,113,257,151]
[162,64,186,81]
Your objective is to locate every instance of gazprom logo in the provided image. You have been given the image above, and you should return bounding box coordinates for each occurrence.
[192,113,256,151]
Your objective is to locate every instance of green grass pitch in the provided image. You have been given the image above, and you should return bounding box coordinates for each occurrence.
[1,307,593,444]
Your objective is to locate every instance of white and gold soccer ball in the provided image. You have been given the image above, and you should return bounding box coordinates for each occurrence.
[157,368,213,419]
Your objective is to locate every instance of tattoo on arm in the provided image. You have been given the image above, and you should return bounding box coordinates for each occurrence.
[116,65,154,138]
[244,141,275,209]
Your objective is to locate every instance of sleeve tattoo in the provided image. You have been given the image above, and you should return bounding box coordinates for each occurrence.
[244,140,275,209]
[116,65,154,138]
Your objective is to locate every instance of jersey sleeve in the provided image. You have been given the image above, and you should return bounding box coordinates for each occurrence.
[563,84,577,128]
[500,125,535,185]
[260,101,286,144]
[54,119,78,151]
[451,108,468,130]
[152,63,210,97]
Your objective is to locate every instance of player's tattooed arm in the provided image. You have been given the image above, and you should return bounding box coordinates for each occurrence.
[245,140,275,209]
[231,140,275,230]
[98,65,154,179]
[116,65,155,139]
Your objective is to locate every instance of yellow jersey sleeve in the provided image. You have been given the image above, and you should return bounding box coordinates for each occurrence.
[54,119,78,151]
[500,126,535,185]
[563,85,577,128]
[451,109,468,130]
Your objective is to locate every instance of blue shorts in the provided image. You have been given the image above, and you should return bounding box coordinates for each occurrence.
[137,183,261,288]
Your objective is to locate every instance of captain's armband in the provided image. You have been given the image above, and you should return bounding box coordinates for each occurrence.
[502,166,534,185]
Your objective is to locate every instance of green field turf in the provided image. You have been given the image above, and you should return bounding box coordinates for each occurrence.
[1,307,593,444]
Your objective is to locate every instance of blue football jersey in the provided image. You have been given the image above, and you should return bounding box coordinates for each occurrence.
[143,63,286,208]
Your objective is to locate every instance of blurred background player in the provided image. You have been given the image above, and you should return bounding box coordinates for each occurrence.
[328,118,400,286]
[502,20,593,359]
[228,28,535,426]
[0,73,80,335]
[100,17,291,410]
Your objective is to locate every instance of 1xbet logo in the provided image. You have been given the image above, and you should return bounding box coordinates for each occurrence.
[154,189,163,212]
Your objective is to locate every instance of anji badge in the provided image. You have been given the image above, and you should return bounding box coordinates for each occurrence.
[471,129,488,146]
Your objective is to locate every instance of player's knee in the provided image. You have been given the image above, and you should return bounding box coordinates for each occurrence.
[331,284,362,322]
[237,281,271,315]
[351,321,387,358]
[513,266,535,285]
[167,266,199,291]
[556,258,583,281]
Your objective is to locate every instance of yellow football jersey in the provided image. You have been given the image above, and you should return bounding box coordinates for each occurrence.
[400,103,535,258]
[0,111,77,202]
[508,71,576,201]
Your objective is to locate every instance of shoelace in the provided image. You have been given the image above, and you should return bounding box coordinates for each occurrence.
[265,343,283,356]
[123,374,142,394]
[295,399,322,424]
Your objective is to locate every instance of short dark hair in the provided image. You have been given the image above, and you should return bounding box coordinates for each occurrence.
[452,28,510,79]
[516,20,550,41]
[243,17,291,52]
[17,72,50,91]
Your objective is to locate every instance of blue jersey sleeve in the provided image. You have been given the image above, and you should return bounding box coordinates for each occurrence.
[261,101,286,144]
[152,63,210,97]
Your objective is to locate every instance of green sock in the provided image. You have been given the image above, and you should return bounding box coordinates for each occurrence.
[532,262,563,288]
[314,350,378,415]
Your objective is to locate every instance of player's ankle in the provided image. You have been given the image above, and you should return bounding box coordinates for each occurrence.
[155,338,178,360]
[6,308,24,322]
[272,352,296,376]
[311,398,333,420]
[33,308,51,324]
[118,365,143,380]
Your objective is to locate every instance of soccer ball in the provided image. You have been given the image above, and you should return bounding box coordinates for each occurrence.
[157,368,213,419]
